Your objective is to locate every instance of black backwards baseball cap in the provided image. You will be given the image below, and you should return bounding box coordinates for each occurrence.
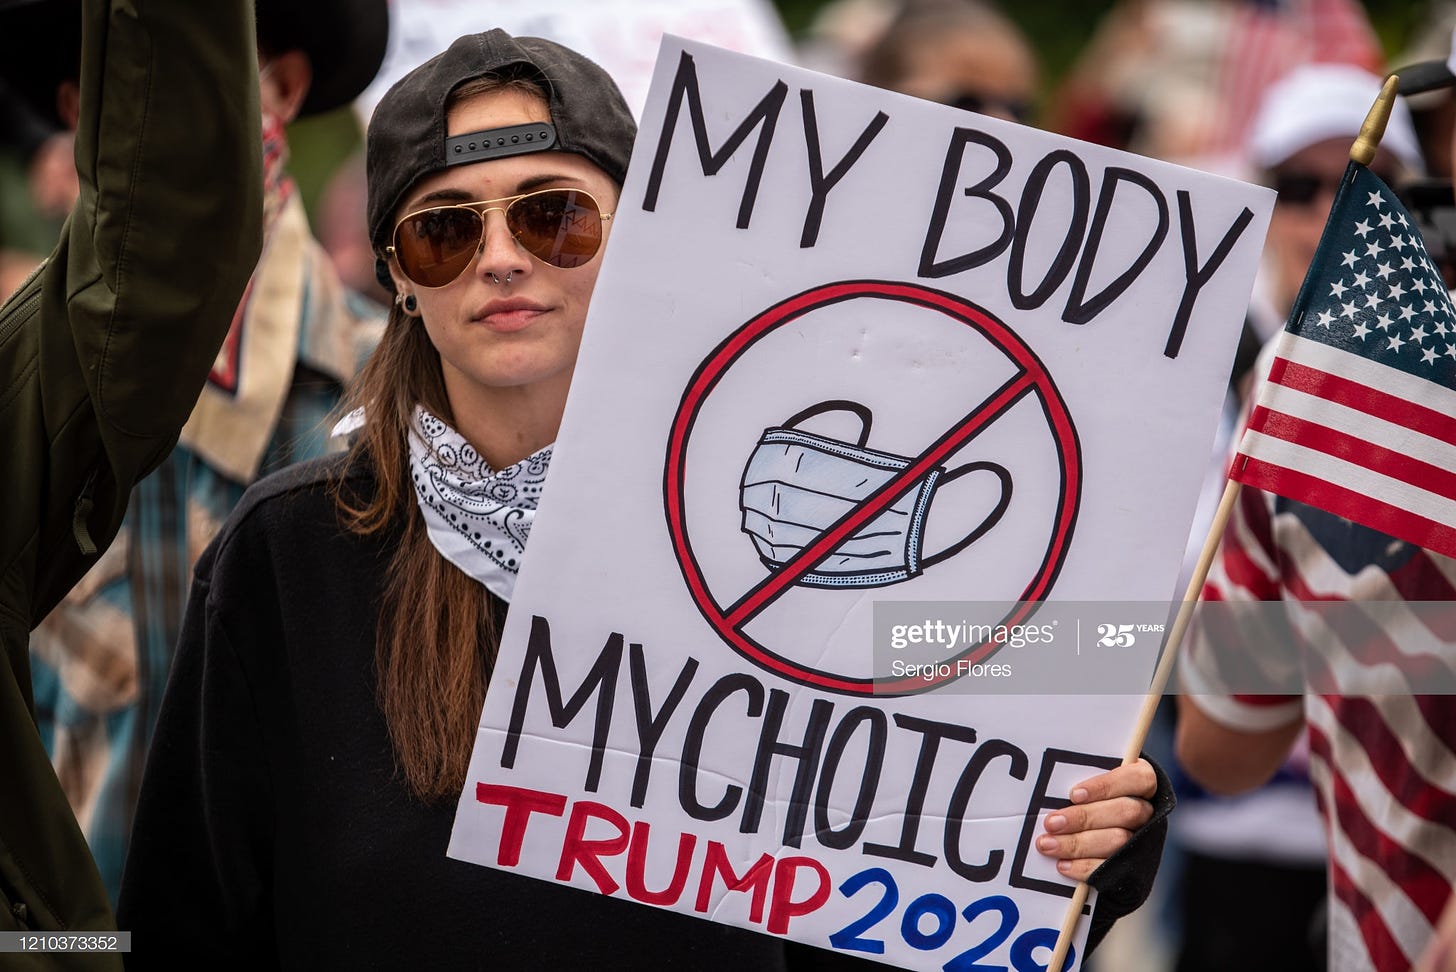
[366,28,637,286]
[1396,25,1456,96]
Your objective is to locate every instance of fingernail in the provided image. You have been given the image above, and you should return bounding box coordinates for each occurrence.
[1057,860,1072,874]
[1070,787,1089,803]
[1046,814,1067,832]
[1037,835,1057,852]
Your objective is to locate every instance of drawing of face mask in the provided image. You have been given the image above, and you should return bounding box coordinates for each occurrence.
[739,401,1012,588]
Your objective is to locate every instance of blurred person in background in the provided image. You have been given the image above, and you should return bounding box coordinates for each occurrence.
[1397,3,1456,183]
[1199,0,1383,172]
[796,0,899,80]
[1170,63,1423,972]
[0,60,74,298]
[10,0,390,905]
[1177,53,1456,972]
[1050,0,1226,163]
[0,0,262,949]
[857,0,1037,125]
[1246,65,1424,351]
[1052,0,1383,177]
[315,150,394,309]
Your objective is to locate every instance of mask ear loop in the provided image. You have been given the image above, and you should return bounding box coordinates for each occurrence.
[782,400,873,447]
[919,461,1013,568]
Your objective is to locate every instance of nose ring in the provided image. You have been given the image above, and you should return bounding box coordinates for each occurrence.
[489,271,514,285]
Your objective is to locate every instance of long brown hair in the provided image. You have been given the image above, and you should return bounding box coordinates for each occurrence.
[333,73,543,804]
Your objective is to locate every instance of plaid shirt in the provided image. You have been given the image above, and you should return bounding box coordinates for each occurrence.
[29,187,383,902]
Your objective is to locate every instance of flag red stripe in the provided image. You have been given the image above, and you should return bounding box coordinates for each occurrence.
[1246,406,1456,502]
[1306,699,1456,831]
[1267,357,1456,447]
[1211,485,1281,597]
[1386,548,1456,604]
[1239,477,1277,560]
[1232,457,1456,560]
[1218,522,1279,595]
[1310,725,1452,925]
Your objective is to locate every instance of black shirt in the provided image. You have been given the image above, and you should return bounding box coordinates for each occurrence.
[117,455,1169,969]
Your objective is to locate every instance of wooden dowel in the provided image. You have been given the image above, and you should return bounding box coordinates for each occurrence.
[1044,479,1243,970]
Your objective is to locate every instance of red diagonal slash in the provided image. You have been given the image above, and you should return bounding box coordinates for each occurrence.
[724,368,1035,628]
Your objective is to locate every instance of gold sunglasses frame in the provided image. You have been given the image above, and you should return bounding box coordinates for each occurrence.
[385,187,614,288]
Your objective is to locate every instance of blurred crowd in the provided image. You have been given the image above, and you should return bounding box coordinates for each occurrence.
[3,1,1455,970]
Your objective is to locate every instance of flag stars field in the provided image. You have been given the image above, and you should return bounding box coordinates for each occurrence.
[1295,172,1456,378]
[1234,158,1456,557]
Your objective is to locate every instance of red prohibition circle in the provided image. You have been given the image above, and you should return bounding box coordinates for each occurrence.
[663,280,1081,696]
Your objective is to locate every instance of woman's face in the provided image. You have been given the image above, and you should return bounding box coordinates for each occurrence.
[891,28,1037,123]
[387,87,619,415]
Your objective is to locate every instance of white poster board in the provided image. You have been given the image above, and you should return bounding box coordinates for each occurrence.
[356,0,794,121]
[448,38,1273,970]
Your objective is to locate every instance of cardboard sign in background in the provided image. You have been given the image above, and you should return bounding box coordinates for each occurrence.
[354,0,793,121]
[447,38,1273,970]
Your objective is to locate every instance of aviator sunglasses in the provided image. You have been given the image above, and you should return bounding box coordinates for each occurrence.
[387,187,613,288]
[1271,170,1346,208]
[1270,167,1393,209]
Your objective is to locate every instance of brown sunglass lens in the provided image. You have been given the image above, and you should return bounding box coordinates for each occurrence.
[397,207,483,287]
[510,190,602,269]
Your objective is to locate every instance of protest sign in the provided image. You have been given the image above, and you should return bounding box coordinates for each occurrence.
[446,38,1273,970]
[355,0,793,120]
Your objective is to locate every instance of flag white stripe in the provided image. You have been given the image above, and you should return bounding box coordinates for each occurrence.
[1276,332,1456,420]
[1307,673,1456,801]
[1253,381,1456,472]
[1239,431,1456,524]
[1228,481,1281,579]
[1278,515,1402,598]
[1430,553,1456,592]
[1327,896,1380,972]
[1307,756,1433,965]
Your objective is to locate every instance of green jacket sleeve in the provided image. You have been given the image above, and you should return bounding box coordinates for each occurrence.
[0,0,263,952]
[3,0,265,623]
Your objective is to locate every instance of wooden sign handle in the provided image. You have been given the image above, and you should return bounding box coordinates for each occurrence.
[1045,478,1242,970]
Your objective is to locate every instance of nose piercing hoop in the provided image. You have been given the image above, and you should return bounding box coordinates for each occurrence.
[488,271,514,285]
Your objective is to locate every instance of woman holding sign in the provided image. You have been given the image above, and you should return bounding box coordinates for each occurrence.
[118,28,1170,968]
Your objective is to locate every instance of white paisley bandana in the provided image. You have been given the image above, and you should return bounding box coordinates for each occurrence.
[407,405,550,602]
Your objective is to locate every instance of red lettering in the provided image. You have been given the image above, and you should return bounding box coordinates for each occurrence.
[556,801,630,894]
[694,842,774,924]
[475,783,567,867]
[767,856,831,935]
[624,821,697,906]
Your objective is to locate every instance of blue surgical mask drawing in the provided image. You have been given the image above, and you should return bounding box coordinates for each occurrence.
[739,401,1011,589]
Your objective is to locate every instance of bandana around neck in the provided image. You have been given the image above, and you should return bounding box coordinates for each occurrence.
[407,405,551,602]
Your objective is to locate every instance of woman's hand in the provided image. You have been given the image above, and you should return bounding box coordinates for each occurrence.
[1034,758,1158,882]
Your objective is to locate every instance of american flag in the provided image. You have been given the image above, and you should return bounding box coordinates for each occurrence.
[1208,0,1383,161]
[1230,162,1456,560]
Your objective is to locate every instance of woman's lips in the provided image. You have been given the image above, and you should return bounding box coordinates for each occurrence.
[472,298,547,332]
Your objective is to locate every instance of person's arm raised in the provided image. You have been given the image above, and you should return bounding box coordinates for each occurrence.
[28,0,263,616]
